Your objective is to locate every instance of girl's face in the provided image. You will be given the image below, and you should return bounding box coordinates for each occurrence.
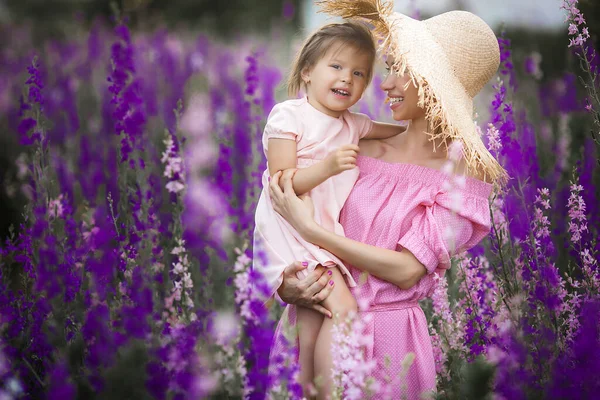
[380,56,425,121]
[301,42,371,118]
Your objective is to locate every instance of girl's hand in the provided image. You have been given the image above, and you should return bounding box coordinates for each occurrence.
[324,144,359,176]
[269,170,318,239]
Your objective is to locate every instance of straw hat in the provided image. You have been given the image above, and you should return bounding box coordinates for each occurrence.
[317,0,507,183]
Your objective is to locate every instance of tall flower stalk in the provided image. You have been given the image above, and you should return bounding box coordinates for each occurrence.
[561,0,600,158]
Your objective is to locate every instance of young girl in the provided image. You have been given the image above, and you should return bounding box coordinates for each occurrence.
[253,22,403,396]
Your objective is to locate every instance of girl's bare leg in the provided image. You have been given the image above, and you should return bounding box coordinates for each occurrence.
[313,267,357,399]
[297,305,324,397]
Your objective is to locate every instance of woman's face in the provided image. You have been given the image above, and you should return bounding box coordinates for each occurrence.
[380,56,425,121]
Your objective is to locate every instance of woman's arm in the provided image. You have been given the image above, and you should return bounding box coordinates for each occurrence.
[305,223,427,290]
[363,121,405,140]
[269,170,427,290]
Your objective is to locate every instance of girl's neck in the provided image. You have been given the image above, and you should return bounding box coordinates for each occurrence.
[305,95,343,118]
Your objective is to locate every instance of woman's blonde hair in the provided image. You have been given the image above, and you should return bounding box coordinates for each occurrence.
[287,21,376,97]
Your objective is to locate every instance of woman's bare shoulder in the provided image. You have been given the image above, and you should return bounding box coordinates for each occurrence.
[358,138,387,158]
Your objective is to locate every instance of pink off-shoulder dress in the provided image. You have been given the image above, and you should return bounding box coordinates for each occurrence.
[269,156,493,399]
[253,97,373,298]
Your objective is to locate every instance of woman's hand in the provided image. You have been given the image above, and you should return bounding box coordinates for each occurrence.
[277,262,335,318]
[269,170,319,239]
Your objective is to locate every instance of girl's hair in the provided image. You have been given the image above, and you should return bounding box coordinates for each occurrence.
[287,21,376,97]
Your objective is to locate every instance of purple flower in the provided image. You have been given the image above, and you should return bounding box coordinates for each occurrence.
[282,1,295,20]
[25,57,45,106]
[524,52,543,80]
[17,57,45,146]
[107,22,147,165]
[549,300,600,397]
[46,360,76,400]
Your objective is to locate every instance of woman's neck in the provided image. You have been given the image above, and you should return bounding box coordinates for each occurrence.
[403,118,429,147]
[372,116,446,168]
[400,117,445,156]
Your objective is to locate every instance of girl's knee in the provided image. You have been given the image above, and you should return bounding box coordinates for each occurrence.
[330,292,357,320]
[323,266,358,319]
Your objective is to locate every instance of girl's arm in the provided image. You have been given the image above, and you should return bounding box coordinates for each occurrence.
[363,121,406,140]
[269,170,428,289]
[268,138,359,196]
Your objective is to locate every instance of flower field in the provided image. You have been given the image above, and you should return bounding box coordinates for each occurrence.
[0,1,599,399]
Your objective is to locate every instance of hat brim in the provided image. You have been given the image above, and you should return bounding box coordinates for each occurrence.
[385,14,473,143]
[384,13,502,182]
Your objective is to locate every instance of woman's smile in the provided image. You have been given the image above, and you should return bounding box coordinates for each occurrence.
[388,96,405,110]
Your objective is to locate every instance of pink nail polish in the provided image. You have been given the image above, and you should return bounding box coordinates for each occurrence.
[302,261,308,266]
[268,176,271,182]
[327,270,333,276]
[329,280,334,286]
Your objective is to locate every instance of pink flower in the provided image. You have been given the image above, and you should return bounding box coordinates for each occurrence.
[486,345,506,365]
[165,37,184,59]
[535,188,551,209]
[189,52,205,71]
[82,226,100,242]
[567,181,588,244]
[162,133,186,194]
[562,0,589,47]
[166,181,185,193]
[48,194,65,218]
[211,311,240,346]
[331,311,377,399]
[430,332,447,375]
[180,94,218,175]
[180,94,213,139]
[568,23,578,35]
[164,238,195,323]
[486,123,502,153]
[15,153,29,179]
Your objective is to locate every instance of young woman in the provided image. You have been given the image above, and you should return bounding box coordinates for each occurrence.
[268,2,507,398]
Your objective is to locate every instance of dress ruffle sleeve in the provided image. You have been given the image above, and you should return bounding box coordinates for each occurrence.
[263,102,301,142]
[397,185,492,274]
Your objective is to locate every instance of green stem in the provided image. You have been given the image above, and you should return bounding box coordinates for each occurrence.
[22,356,45,387]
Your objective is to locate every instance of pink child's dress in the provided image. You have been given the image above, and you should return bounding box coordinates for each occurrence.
[253,97,373,297]
[269,156,493,398]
